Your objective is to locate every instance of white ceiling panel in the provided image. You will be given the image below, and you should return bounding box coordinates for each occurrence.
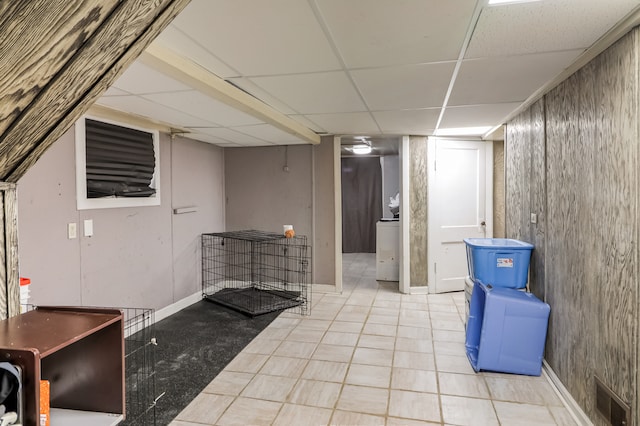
[170,0,341,76]
[439,102,523,128]
[102,87,130,97]
[317,0,477,67]
[226,78,298,115]
[287,115,327,134]
[232,124,306,144]
[111,61,192,94]
[304,112,381,135]
[181,132,238,146]
[151,25,238,78]
[143,91,262,127]
[93,1,639,146]
[96,95,217,128]
[191,127,272,146]
[372,109,440,135]
[448,49,584,106]
[249,71,367,114]
[467,0,640,59]
[351,62,456,110]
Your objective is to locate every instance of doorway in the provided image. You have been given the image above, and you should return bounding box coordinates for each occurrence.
[341,156,382,253]
[427,138,493,293]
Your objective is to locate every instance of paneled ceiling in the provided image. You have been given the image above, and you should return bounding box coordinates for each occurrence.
[95,0,640,148]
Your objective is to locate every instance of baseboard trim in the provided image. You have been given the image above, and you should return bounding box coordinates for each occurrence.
[155,291,203,324]
[542,360,593,426]
[312,283,339,294]
[409,286,429,294]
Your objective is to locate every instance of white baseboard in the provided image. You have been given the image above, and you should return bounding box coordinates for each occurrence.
[154,291,203,324]
[542,360,593,426]
[312,283,339,294]
[409,286,429,294]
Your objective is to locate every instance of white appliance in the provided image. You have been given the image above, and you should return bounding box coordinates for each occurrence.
[376,220,399,281]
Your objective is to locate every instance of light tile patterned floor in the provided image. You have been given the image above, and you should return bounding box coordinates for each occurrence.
[170,253,577,426]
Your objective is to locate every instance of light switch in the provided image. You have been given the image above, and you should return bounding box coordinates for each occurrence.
[530,213,537,224]
[68,223,77,239]
[84,219,93,237]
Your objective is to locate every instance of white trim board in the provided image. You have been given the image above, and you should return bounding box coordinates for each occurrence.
[542,360,593,426]
[154,291,203,324]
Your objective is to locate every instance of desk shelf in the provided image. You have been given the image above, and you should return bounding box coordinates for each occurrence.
[0,306,125,425]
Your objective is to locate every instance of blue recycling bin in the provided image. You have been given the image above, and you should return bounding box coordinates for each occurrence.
[465,280,550,376]
[463,238,534,289]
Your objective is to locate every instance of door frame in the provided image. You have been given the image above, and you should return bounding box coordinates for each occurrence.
[427,137,493,293]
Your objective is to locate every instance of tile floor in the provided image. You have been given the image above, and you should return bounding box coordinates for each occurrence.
[170,253,577,426]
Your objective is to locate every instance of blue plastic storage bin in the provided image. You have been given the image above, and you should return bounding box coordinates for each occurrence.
[465,280,550,376]
[464,238,534,289]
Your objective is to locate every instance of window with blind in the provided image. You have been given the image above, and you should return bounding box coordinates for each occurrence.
[75,116,160,210]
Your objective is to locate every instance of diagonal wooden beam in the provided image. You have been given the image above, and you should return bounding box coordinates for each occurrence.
[0,0,192,182]
[0,1,119,136]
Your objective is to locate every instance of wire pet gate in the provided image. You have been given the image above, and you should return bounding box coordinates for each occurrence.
[121,307,157,426]
[202,230,311,316]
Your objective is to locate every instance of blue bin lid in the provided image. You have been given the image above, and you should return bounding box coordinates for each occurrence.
[463,238,534,249]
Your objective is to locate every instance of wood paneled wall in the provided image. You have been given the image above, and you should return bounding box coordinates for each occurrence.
[409,136,428,287]
[0,0,191,318]
[492,140,505,238]
[505,28,638,425]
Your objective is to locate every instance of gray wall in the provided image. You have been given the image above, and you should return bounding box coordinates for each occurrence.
[505,28,638,425]
[17,128,224,309]
[381,155,399,219]
[225,137,337,287]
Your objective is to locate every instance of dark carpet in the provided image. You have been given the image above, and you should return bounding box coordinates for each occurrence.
[150,299,280,425]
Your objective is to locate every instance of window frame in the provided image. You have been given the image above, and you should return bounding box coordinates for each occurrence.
[75,115,161,210]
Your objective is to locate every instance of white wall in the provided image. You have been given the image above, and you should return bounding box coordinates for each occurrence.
[17,128,224,310]
[381,155,399,218]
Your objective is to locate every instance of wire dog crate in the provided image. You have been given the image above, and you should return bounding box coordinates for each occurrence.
[121,307,157,426]
[202,230,311,316]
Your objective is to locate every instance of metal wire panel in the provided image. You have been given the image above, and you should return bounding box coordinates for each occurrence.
[121,308,157,426]
[202,230,311,316]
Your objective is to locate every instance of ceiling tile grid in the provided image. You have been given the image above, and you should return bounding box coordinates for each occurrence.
[315,0,477,68]
[93,0,640,146]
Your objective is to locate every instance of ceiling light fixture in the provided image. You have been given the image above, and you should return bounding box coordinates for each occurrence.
[351,144,372,155]
[488,0,541,5]
[434,126,492,136]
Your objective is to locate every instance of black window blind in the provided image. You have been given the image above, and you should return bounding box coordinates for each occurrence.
[85,119,156,198]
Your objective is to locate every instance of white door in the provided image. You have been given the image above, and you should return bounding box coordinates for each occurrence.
[428,138,493,293]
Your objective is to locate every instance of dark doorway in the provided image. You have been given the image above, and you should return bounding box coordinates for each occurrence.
[341,157,382,253]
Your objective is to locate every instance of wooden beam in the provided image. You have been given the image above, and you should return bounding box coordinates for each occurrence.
[0,1,118,136]
[0,186,19,320]
[0,0,192,182]
[141,43,321,145]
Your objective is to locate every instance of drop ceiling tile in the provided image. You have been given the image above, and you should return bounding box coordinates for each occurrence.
[467,0,640,58]
[143,91,262,126]
[351,62,455,110]
[372,109,440,135]
[191,127,272,146]
[226,78,298,115]
[439,102,522,128]
[103,87,130,97]
[316,0,476,67]
[151,25,238,78]
[249,71,367,114]
[170,0,341,75]
[96,95,217,128]
[111,61,193,94]
[448,49,583,106]
[182,132,237,146]
[304,112,380,135]
[233,124,306,144]
[288,115,327,134]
